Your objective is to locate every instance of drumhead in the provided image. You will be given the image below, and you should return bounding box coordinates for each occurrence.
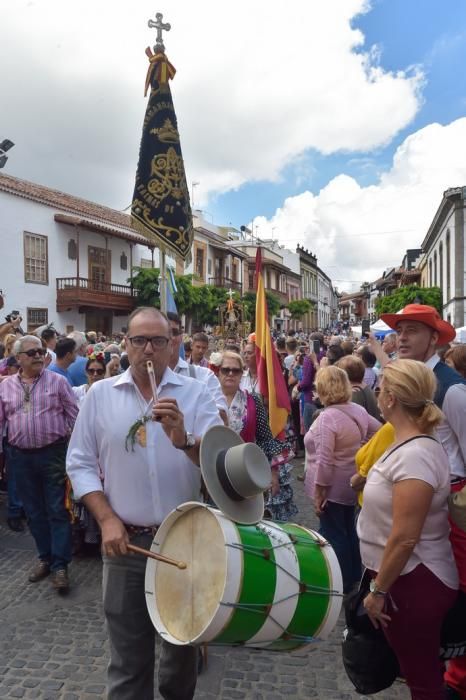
[154,506,227,642]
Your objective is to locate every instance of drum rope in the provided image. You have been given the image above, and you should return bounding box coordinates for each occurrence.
[225,543,341,596]
[218,601,320,641]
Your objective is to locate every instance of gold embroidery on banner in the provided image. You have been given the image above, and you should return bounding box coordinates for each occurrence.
[132,197,191,252]
[147,147,185,205]
[150,118,180,143]
[132,146,192,256]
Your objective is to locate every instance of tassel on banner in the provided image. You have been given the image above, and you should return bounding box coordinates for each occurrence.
[144,48,176,97]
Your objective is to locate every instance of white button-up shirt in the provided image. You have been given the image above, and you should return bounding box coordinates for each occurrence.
[426,354,466,479]
[66,367,222,526]
[174,358,227,413]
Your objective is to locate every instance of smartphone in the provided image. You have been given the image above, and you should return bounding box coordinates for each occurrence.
[312,339,321,355]
[361,320,370,337]
[104,351,111,364]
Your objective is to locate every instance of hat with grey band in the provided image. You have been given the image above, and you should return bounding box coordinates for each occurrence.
[200,426,271,524]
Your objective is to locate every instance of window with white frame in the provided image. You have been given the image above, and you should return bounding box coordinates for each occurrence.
[24,232,48,284]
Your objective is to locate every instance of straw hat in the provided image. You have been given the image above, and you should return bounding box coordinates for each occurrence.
[200,426,271,524]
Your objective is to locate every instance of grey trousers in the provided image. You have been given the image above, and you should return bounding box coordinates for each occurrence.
[103,534,198,700]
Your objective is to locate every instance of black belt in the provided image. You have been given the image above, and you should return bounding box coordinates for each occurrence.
[10,437,68,454]
[125,524,159,537]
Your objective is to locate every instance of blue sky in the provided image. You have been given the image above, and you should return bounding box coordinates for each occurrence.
[209,0,466,231]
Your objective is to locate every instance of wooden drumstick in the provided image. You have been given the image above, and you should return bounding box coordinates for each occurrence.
[127,543,187,570]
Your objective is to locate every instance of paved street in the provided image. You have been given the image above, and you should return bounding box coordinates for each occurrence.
[0,466,410,700]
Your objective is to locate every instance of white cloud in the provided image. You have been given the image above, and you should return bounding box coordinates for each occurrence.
[256,118,466,289]
[2,0,423,207]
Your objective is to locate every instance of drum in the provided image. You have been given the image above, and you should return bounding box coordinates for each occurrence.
[144,502,342,650]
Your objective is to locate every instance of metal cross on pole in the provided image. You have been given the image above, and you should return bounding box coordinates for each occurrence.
[148,12,171,52]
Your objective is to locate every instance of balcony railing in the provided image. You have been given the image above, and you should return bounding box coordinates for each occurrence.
[56,277,138,313]
[208,277,242,292]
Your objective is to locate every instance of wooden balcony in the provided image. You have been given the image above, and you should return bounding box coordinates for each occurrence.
[56,278,138,313]
[208,277,242,293]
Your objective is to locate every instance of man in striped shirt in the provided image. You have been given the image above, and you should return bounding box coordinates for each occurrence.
[0,335,78,591]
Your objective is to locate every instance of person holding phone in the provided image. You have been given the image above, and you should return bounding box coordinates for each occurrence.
[361,319,371,338]
[304,366,381,593]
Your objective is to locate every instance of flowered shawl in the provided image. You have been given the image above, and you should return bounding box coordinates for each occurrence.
[228,389,293,468]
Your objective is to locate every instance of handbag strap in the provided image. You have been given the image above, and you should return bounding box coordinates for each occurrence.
[381,434,438,463]
[327,406,365,443]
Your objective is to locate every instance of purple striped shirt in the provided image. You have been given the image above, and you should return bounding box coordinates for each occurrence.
[0,369,78,449]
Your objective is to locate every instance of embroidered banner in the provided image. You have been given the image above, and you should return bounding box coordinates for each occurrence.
[131,49,193,261]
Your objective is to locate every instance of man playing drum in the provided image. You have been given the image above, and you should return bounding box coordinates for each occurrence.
[66,307,222,700]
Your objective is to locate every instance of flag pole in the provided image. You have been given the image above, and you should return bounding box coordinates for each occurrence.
[146,13,171,315]
[160,250,167,313]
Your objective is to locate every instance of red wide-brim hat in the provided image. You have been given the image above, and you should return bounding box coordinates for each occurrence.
[380,304,456,346]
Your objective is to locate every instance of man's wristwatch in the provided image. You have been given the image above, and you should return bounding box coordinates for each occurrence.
[369,579,387,597]
[177,432,196,451]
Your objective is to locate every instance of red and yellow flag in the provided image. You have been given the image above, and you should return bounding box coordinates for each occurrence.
[254,247,290,437]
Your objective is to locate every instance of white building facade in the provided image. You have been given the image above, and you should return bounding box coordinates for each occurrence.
[317,267,335,330]
[0,174,161,335]
[185,211,246,295]
[419,187,466,327]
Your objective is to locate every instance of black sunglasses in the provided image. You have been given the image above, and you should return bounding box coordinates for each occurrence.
[220,367,243,376]
[19,348,47,358]
[87,368,105,376]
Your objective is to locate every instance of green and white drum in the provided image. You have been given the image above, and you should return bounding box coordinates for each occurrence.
[144,502,342,650]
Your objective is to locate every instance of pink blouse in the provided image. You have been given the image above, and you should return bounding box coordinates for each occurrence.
[304,402,381,506]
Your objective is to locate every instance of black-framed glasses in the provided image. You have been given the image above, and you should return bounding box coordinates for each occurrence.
[220,367,243,376]
[128,336,169,350]
[19,348,47,358]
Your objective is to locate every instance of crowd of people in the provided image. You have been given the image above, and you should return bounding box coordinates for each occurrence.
[1,303,466,699]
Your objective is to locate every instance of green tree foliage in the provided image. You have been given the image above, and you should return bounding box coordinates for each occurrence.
[242,291,282,327]
[287,299,312,320]
[375,285,442,315]
[130,268,241,326]
[130,268,160,307]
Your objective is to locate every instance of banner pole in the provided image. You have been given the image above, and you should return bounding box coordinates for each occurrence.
[160,249,167,314]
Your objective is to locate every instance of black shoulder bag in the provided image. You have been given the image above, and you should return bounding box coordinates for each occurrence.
[341,574,400,695]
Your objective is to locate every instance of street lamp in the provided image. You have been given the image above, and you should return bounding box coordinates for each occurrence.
[0,139,15,169]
